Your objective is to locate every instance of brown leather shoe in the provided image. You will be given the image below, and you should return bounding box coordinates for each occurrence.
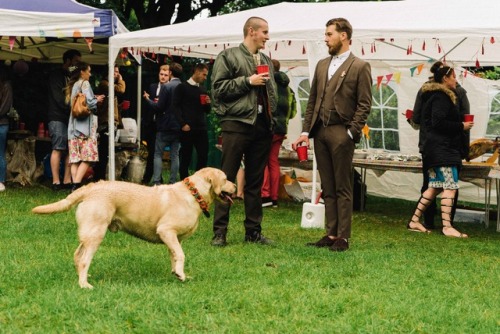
[306,235,336,248]
[330,238,349,252]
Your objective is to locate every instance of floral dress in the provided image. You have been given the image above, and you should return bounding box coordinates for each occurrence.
[68,79,99,163]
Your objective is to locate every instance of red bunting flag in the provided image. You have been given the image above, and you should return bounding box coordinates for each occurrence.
[288,40,292,46]
[409,45,413,55]
[385,74,393,84]
[438,44,441,53]
[302,45,306,54]
[390,38,394,42]
[491,37,495,44]
[422,40,426,51]
[361,45,365,56]
[481,44,484,55]
[275,43,277,51]
[373,43,376,52]
[376,76,383,88]
[464,69,468,77]
[188,46,191,53]
[8,36,15,50]
[476,58,480,68]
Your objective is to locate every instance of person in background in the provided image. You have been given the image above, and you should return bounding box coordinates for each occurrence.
[143,62,182,185]
[47,49,81,190]
[293,18,372,252]
[142,64,170,184]
[65,62,104,191]
[210,16,277,247]
[0,66,13,192]
[261,59,297,208]
[406,64,473,238]
[411,61,470,230]
[173,63,211,179]
[93,64,126,181]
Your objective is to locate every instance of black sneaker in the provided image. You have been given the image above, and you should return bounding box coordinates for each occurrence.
[211,234,227,247]
[262,197,273,208]
[244,232,273,245]
[272,200,278,208]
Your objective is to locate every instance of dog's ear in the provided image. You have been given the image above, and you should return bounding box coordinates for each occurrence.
[209,171,224,195]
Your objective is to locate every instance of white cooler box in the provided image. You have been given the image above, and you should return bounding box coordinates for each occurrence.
[119,118,137,143]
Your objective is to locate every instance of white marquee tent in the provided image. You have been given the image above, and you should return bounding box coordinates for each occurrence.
[107,0,500,205]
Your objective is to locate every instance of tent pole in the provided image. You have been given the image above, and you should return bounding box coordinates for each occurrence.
[136,64,142,149]
[440,37,468,62]
[108,47,117,180]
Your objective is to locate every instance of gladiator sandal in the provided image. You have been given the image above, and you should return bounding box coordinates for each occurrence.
[441,197,468,238]
[407,195,432,233]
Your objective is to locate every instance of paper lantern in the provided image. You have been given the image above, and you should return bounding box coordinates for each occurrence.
[13,59,29,76]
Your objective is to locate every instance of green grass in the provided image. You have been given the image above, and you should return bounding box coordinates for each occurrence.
[1,184,499,333]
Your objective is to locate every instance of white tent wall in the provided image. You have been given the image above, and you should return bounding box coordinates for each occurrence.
[108,0,500,204]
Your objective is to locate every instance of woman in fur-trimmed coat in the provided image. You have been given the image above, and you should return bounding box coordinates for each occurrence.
[406,64,473,238]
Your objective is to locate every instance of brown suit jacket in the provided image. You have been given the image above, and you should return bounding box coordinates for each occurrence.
[303,53,372,143]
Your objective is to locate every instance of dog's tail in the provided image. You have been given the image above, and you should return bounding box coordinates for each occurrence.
[32,185,90,214]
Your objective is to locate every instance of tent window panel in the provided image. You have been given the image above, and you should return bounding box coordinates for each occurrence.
[367,83,399,151]
[297,78,310,119]
[486,91,500,137]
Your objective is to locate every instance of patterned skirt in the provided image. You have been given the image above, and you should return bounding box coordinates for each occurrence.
[428,166,459,190]
[69,136,99,163]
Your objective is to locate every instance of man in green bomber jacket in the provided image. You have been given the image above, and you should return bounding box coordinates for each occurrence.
[210,16,277,247]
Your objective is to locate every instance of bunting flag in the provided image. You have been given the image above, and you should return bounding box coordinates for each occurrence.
[422,40,426,51]
[288,40,292,46]
[73,30,82,38]
[275,43,278,51]
[394,71,401,83]
[8,36,15,50]
[376,76,383,88]
[464,69,468,78]
[410,67,416,77]
[491,37,495,44]
[84,37,93,53]
[188,46,191,53]
[476,57,480,68]
[302,45,306,54]
[362,124,370,140]
[361,45,365,56]
[481,43,484,55]
[373,43,376,52]
[417,64,424,75]
[385,74,393,84]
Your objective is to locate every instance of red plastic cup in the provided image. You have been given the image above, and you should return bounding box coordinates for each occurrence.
[296,145,308,162]
[200,94,209,105]
[464,114,474,122]
[19,122,25,130]
[121,100,130,111]
[405,109,413,119]
[256,64,269,76]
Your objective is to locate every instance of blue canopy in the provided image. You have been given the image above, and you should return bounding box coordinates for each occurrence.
[0,0,128,64]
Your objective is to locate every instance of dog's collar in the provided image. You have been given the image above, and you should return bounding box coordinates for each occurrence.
[184,178,210,218]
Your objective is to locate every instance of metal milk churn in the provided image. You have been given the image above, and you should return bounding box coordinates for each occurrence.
[127,155,146,184]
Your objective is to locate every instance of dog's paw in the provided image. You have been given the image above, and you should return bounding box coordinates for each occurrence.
[172,271,186,282]
[79,282,94,289]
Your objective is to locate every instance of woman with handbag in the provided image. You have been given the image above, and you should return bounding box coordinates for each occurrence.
[65,61,104,192]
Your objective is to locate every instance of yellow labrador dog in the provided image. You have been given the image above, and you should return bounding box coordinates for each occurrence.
[32,167,235,289]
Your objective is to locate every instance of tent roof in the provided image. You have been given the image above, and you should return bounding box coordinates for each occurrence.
[109,0,500,66]
[0,0,128,64]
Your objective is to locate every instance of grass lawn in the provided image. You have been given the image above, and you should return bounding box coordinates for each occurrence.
[0,184,499,333]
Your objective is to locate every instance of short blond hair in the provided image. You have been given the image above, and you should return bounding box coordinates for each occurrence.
[243,17,267,37]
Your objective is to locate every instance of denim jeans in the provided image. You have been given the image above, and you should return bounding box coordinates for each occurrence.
[0,124,8,183]
[153,131,180,184]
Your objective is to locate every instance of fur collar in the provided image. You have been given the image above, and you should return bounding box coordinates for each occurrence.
[421,82,457,105]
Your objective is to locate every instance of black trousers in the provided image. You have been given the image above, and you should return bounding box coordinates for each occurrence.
[213,116,272,236]
[93,130,109,181]
[142,124,157,184]
[179,129,209,180]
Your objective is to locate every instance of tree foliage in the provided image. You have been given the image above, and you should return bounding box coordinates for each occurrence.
[78,0,335,30]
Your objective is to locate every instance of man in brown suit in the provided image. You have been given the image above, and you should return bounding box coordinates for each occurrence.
[292,18,372,252]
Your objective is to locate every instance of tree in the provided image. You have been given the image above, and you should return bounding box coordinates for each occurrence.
[78,0,335,30]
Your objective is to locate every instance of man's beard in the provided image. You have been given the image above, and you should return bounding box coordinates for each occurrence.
[328,40,342,56]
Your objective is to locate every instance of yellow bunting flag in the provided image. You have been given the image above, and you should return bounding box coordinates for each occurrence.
[362,124,370,140]
[394,71,401,83]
